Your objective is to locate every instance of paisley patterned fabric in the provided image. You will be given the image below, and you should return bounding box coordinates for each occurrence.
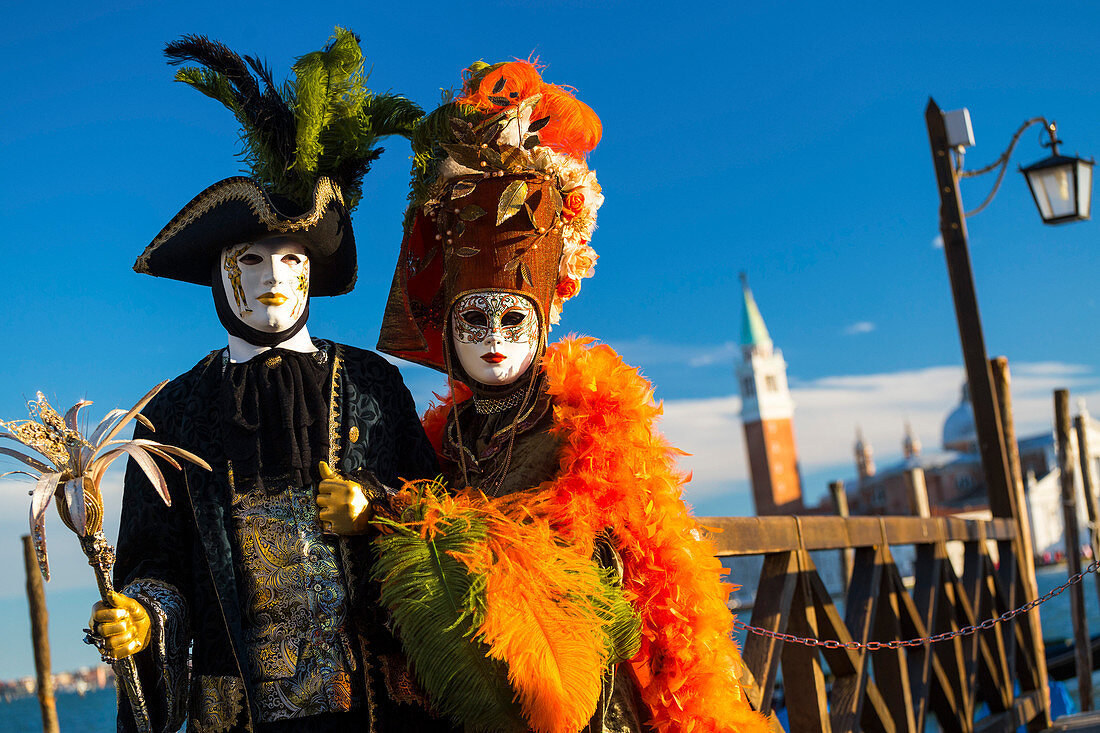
[190,676,245,733]
[114,340,450,733]
[230,479,357,722]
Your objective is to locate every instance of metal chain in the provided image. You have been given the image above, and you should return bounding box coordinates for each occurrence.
[733,559,1100,651]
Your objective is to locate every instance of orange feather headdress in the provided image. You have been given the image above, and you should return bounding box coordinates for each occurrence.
[457,60,602,160]
[377,61,604,371]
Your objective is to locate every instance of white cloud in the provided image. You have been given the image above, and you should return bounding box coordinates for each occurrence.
[843,321,876,336]
[658,361,1100,509]
[1011,362,1091,377]
[660,394,745,501]
[932,234,944,249]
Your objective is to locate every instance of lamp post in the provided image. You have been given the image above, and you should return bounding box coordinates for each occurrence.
[926,97,1093,520]
[925,97,1093,726]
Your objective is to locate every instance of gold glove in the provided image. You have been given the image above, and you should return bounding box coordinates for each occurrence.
[316,460,374,535]
[89,591,151,660]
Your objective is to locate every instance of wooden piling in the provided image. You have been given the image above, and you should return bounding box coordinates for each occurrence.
[928,101,1052,727]
[992,356,1049,723]
[992,358,1040,601]
[22,534,59,733]
[904,467,931,519]
[1073,413,1100,632]
[1054,390,1093,711]
[829,480,852,592]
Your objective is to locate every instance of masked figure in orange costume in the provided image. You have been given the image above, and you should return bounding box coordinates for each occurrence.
[374,61,772,733]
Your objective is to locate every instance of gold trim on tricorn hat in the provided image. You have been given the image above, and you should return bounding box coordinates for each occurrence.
[134,176,356,296]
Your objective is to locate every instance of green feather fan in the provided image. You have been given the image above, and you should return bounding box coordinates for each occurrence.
[600,566,643,666]
[371,482,642,732]
[372,500,527,732]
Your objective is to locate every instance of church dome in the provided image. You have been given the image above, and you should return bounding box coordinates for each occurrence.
[943,383,977,452]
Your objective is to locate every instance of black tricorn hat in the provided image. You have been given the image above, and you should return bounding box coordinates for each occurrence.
[133,176,356,296]
[140,29,424,298]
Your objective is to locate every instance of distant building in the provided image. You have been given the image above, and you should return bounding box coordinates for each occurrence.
[736,274,803,515]
[842,386,1100,562]
[0,665,115,700]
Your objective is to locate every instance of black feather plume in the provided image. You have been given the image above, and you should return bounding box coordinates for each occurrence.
[165,35,263,121]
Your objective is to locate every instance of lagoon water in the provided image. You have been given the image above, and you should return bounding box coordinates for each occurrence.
[4,687,117,732]
[3,566,1098,730]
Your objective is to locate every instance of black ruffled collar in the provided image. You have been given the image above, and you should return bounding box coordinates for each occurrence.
[218,342,331,491]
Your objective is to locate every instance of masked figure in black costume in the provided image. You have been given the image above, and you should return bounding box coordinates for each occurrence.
[86,30,458,733]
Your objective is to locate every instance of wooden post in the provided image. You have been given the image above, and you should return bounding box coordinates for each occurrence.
[928,101,1050,728]
[925,99,1018,523]
[828,480,850,518]
[1073,412,1100,625]
[829,480,852,593]
[992,356,1050,723]
[991,358,1039,598]
[904,467,931,519]
[22,535,59,733]
[1054,390,1092,711]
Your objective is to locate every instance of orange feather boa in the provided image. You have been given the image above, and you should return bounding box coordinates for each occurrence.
[423,337,772,732]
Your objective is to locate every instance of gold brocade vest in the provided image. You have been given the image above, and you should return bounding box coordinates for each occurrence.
[229,472,359,723]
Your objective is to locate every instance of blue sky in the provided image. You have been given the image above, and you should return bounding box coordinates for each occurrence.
[3,0,1100,678]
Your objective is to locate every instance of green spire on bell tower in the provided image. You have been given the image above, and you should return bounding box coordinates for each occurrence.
[739,272,772,350]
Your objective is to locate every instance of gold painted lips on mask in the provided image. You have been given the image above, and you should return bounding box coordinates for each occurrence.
[257,292,288,306]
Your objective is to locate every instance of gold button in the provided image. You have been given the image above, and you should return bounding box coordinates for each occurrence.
[264,354,283,368]
[349,426,359,443]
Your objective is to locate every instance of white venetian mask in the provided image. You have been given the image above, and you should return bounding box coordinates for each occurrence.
[220,237,310,332]
[451,291,540,386]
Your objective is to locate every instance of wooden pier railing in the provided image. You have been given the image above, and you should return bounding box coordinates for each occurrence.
[704,514,1050,733]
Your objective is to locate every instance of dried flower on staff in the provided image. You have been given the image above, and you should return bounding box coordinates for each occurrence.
[0,382,211,579]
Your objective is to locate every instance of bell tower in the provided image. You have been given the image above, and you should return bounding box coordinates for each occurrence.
[737,274,803,515]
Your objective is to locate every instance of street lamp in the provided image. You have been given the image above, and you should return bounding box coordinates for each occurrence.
[1020,132,1094,224]
[925,98,1093,724]
[925,99,1092,519]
